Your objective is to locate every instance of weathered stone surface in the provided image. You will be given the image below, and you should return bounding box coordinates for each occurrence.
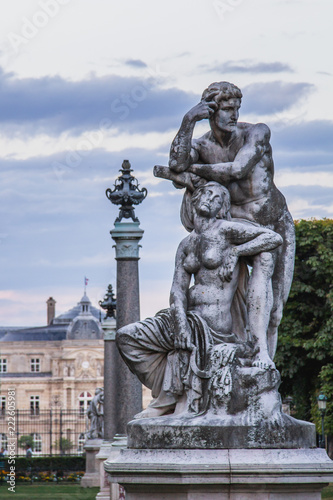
[105,448,333,499]
[127,412,315,449]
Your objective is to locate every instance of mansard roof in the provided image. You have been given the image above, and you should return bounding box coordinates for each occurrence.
[0,293,103,342]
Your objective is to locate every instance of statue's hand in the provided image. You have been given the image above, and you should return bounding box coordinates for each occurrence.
[186,93,219,122]
[219,248,238,282]
[236,341,259,359]
[174,327,193,351]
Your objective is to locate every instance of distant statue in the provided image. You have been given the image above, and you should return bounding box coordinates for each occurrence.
[117,183,282,417]
[155,81,295,367]
[86,388,104,439]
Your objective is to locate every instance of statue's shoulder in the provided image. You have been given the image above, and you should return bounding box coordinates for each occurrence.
[192,131,212,150]
[239,122,271,142]
[178,233,193,253]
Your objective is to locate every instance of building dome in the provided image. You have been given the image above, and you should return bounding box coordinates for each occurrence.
[66,293,103,340]
[53,294,102,325]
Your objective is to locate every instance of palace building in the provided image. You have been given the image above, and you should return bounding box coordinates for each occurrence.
[0,290,150,455]
[0,293,107,455]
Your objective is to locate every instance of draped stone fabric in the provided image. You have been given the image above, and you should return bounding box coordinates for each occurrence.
[116,310,240,414]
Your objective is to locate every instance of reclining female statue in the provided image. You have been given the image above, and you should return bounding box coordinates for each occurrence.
[116,182,282,418]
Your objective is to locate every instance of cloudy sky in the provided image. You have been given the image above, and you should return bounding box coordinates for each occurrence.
[0,0,332,326]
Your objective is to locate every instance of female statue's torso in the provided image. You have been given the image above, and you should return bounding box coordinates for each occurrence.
[182,223,240,336]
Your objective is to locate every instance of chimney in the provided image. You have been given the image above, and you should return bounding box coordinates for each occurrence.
[47,297,56,325]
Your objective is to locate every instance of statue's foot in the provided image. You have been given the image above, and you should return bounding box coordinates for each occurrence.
[252,354,275,370]
[133,404,175,419]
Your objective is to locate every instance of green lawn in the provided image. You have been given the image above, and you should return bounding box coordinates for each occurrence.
[0,483,99,499]
[0,483,332,498]
[323,483,333,499]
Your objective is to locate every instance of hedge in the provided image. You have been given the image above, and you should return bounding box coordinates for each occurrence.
[3,456,85,473]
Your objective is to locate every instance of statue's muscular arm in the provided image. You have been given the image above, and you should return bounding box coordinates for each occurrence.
[188,123,271,184]
[219,222,282,282]
[169,94,218,173]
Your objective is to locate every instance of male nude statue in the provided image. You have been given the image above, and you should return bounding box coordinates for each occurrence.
[156,81,295,368]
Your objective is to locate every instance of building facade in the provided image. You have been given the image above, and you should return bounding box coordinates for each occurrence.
[0,293,107,455]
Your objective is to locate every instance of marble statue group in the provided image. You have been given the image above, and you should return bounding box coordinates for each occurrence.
[116,82,298,438]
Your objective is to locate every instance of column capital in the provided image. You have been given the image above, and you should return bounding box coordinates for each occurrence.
[110,221,144,260]
[101,317,117,340]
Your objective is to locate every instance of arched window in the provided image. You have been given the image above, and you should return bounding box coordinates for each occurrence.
[0,433,8,451]
[32,433,42,455]
[78,433,85,454]
[78,391,92,417]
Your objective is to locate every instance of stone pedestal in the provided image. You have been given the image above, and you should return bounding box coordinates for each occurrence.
[96,435,127,500]
[127,411,316,449]
[81,438,103,488]
[95,441,112,500]
[105,447,333,499]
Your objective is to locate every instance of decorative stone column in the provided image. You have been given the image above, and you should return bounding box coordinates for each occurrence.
[104,160,147,438]
[101,315,117,441]
[109,222,144,435]
[95,315,117,500]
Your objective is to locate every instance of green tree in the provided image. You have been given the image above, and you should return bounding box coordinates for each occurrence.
[55,437,74,454]
[275,219,333,436]
[18,435,35,450]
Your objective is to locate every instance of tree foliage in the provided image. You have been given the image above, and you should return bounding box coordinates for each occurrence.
[18,435,35,449]
[275,219,333,433]
[55,437,74,454]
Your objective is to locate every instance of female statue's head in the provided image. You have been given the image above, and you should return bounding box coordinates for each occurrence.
[192,182,231,219]
[186,181,231,224]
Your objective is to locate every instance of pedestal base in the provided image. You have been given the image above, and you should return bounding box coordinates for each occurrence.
[81,439,103,488]
[127,412,316,449]
[105,448,333,499]
[95,441,113,500]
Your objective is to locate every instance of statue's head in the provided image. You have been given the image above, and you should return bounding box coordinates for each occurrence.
[202,81,242,133]
[192,182,231,221]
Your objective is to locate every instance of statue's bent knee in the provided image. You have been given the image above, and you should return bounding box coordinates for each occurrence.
[116,323,137,347]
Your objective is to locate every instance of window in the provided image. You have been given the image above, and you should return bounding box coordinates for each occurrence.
[1,396,5,417]
[78,433,85,454]
[32,433,42,454]
[30,395,40,415]
[0,433,8,451]
[78,391,92,417]
[30,358,40,372]
[0,359,7,372]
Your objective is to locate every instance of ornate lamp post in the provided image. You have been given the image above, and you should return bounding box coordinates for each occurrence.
[104,159,147,439]
[99,284,117,320]
[105,159,147,223]
[317,392,327,448]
